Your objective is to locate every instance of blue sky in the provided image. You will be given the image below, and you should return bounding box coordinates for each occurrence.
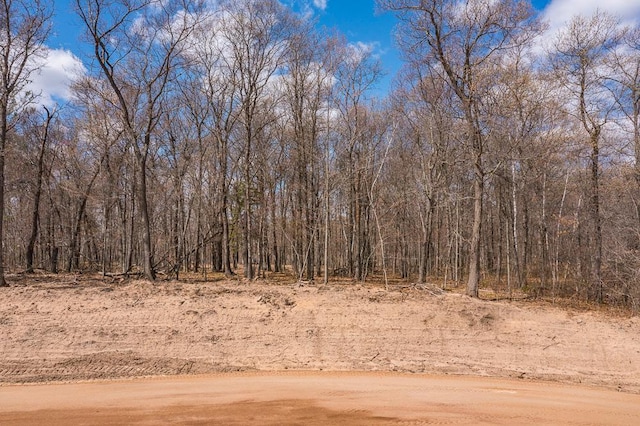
[314,0,400,94]
[34,0,640,105]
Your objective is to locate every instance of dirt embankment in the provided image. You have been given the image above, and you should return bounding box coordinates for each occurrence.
[1,275,639,392]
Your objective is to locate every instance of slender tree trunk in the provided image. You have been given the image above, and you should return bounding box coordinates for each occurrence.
[67,167,100,272]
[540,172,549,290]
[102,202,110,276]
[271,184,280,273]
[419,199,435,283]
[634,97,640,237]
[244,134,253,280]
[323,151,329,284]
[67,207,83,272]
[220,143,234,276]
[305,194,315,281]
[27,108,53,273]
[426,203,435,277]
[590,133,603,302]
[0,106,7,287]
[510,162,522,288]
[135,149,155,281]
[354,177,362,280]
[348,158,355,277]
[194,205,201,273]
[120,200,128,273]
[522,196,530,288]
[194,146,205,274]
[467,145,484,298]
[173,197,180,279]
[121,180,135,275]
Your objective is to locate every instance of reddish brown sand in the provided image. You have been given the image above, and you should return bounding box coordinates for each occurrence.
[1,372,639,425]
[1,275,639,424]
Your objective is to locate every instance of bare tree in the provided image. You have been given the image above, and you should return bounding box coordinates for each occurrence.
[390,70,458,283]
[485,41,557,291]
[25,106,55,273]
[173,72,212,276]
[189,9,244,277]
[75,0,203,280]
[0,0,51,285]
[380,0,539,296]
[79,88,126,277]
[333,40,382,281]
[217,0,292,279]
[611,27,640,202]
[280,21,335,281]
[550,10,622,302]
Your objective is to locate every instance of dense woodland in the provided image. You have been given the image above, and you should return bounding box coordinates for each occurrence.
[2,0,640,309]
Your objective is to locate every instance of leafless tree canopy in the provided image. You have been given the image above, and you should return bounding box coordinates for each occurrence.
[2,0,640,309]
[0,0,51,286]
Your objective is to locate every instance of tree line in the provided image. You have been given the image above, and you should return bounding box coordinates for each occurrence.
[2,0,640,309]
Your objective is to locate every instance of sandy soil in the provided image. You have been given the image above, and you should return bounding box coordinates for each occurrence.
[1,274,640,423]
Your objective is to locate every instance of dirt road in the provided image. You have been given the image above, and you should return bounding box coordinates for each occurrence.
[2,372,639,425]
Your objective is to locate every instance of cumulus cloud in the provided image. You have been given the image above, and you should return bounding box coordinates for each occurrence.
[27,48,86,107]
[313,0,327,10]
[348,40,386,62]
[351,41,377,54]
[531,0,640,54]
[542,0,640,34]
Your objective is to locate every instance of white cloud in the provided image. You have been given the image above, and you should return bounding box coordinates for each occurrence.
[542,0,640,34]
[27,48,86,107]
[352,41,376,55]
[347,41,385,62]
[313,0,327,11]
[533,0,640,55]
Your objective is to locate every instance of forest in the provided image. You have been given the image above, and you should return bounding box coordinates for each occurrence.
[2,0,640,310]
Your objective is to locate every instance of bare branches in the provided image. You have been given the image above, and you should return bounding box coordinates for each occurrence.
[380,0,541,297]
[0,0,52,286]
[75,0,205,281]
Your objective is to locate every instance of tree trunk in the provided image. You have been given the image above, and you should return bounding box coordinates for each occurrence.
[271,184,280,273]
[102,202,110,276]
[27,108,53,272]
[67,167,100,272]
[222,192,233,275]
[323,146,329,284]
[467,147,484,298]
[219,138,234,276]
[590,133,603,302]
[510,162,522,288]
[244,137,254,280]
[123,183,135,274]
[0,105,7,287]
[135,149,155,281]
